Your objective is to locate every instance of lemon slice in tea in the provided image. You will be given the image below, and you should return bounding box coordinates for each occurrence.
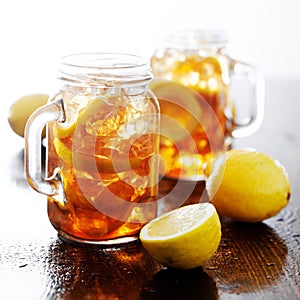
[150,78,203,142]
[53,137,142,173]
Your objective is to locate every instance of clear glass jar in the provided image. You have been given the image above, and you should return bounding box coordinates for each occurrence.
[151,30,264,180]
[25,53,160,245]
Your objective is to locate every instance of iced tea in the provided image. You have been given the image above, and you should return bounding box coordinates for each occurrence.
[151,51,233,179]
[47,90,159,242]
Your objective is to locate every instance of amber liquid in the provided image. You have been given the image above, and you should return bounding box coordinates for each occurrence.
[151,52,234,179]
[47,91,159,242]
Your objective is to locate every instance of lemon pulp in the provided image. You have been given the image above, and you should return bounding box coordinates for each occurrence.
[146,203,213,238]
[140,203,221,269]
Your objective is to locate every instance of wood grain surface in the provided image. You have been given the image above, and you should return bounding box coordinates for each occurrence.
[0,80,299,299]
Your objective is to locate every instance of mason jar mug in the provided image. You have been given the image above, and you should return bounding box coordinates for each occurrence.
[25,53,160,245]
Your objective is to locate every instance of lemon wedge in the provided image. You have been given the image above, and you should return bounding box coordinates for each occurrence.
[56,120,78,138]
[140,203,221,269]
[53,137,142,173]
[206,149,291,222]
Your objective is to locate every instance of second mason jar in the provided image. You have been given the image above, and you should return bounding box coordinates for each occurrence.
[151,30,264,180]
[25,53,160,244]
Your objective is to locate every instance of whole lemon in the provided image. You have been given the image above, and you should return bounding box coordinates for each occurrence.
[206,148,291,222]
[8,93,49,137]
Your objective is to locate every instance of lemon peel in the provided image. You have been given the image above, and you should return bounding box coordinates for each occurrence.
[206,148,291,222]
[8,94,49,137]
[53,137,142,173]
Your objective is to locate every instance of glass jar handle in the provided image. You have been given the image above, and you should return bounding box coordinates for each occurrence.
[25,97,65,196]
[230,60,265,138]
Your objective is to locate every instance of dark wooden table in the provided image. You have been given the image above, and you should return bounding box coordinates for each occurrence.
[1,79,299,299]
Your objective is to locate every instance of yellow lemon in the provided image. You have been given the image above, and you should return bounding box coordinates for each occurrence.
[140,203,221,269]
[8,93,49,137]
[206,148,291,222]
[150,78,202,142]
[56,97,115,138]
[56,119,78,138]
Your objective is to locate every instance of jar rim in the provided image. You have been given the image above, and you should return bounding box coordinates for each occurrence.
[58,52,153,86]
[60,52,150,69]
[162,29,228,50]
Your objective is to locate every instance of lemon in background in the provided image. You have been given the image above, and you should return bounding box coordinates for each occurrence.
[206,148,291,223]
[8,94,49,138]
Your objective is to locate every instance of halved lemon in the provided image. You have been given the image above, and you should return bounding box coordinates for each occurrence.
[150,78,203,142]
[140,203,221,269]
